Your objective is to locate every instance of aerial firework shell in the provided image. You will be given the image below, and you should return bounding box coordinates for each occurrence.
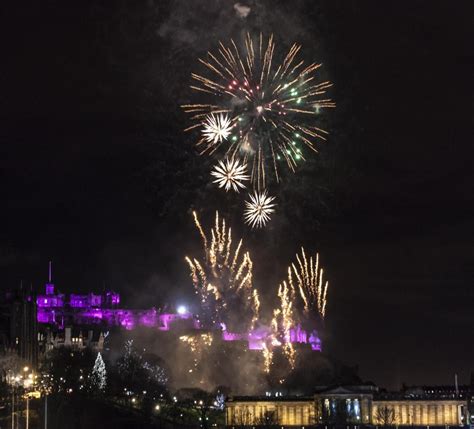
[182,33,335,190]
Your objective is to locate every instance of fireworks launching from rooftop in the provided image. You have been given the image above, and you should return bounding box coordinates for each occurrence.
[267,248,329,369]
[185,211,260,332]
[184,211,329,377]
[286,247,329,321]
[271,282,296,370]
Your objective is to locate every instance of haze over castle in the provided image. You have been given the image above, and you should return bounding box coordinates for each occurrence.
[2,262,323,367]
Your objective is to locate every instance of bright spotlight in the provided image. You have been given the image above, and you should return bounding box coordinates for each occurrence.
[177,305,187,315]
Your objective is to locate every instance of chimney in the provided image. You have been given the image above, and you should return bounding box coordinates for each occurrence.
[45,261,55,295]
[65,327,72,346]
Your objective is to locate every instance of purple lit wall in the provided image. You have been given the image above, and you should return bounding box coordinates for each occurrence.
[35,281,322,351]
[45,283,55,295]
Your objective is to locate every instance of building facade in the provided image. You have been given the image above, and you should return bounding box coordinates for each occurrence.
[372,399,465,426]
[8,286,38,368]
[226,386,468,427]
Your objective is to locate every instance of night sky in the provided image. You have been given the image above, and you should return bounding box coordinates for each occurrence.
[1,1,473,389]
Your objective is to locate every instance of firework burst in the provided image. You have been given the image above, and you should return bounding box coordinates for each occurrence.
[182,33,335,189]
[185,211,260,332]
[211,157,250,192]
[201,113,233,145]
[244,190,276,228]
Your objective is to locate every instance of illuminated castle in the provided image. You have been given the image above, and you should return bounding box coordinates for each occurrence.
[36,263,196,331]
[36,262,321,352]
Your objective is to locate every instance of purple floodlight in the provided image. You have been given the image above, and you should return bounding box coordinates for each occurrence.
[34,262,323,351]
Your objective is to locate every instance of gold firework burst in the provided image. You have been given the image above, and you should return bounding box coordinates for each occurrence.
[182,33,335,189]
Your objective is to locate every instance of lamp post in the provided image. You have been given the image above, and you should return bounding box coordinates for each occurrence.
[22,367,33,429]
[26,396,29,429]
[11,374,21,429]
[23,367,28,429]
[11,385,14,429]
[45,393,48,429]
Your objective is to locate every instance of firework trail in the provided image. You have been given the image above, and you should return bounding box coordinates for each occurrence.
[270,248,328,368]
[182,33,335,190]
[185,211,260,332]
[271,282,296,369]
[290,247,329,321]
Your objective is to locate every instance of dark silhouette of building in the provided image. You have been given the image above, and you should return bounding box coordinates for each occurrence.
[9,284,38,368]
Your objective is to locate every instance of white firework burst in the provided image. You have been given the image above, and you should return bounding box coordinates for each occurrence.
[211,158,250,192]
[201,114,232,144]
[244,191,276,228]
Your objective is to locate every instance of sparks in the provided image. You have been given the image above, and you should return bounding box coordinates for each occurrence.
[268,248,329,369]
[292,248,329,319]
[201,113,233,145]
[185,211,260,332]
[182,33,335,188]
[271,282,296,369]
[285,247,329,321]
[243,190,276,228]
[210,158,250,192]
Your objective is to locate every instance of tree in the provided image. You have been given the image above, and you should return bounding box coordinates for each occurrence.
[0,350,26,380]
[214,393,225,411]
[109,340,168,402]
[233,407,253,427]
[89,352,107,393]
[39,347,96,394]
[375,405,398,425]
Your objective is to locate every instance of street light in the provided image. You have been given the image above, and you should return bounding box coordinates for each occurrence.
[177,305,188,315]
[25,395,29,429]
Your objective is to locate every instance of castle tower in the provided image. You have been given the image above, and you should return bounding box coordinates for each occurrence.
[45,260,55,295]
